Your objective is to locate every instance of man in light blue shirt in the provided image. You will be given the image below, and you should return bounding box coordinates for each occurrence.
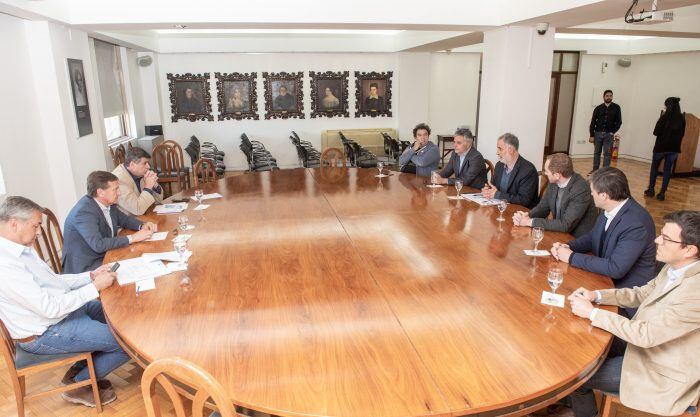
[399,123,440,177]
[0,196,129,408]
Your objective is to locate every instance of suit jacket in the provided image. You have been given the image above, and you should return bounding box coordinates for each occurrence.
[439,147,487,189]
[62,195,142,274]
[529,173,597,238]
[569,198,656,291]
[592,262,700,416]
[492,155,539,209]
[113,164,163,216]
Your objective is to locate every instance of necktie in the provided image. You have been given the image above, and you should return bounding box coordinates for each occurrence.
[554,188,563,219]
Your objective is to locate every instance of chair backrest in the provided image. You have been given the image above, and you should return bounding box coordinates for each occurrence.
[127,141,134,151]
[152,142,188,191]
[33,207,63,274]
[141,357,236,417]
[538,171,549,200]
[321,147,346,167]
[111,144,126,168]
[193,158,217,187]
[484,159,495,183]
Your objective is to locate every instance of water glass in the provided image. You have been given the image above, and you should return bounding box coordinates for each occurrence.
[496,200,507,221]
[178,215,189,232]
[532,227,544,251]
[194,189,204,205]
[173,240,191,287]
[547,268,564,295]
[431,170,439,186]
[454,179,463,198]
[376,161,384,177]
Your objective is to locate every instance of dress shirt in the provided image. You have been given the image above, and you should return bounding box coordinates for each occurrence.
[558,177,571,189]
[0,236,98,339]
[94,198,133,243]
[604,199,629,231]
[589,102,622,136]
[458,152,467,173]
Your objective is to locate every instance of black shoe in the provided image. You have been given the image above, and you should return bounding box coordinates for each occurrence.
[656,192,666,201]
[644,188,655,197]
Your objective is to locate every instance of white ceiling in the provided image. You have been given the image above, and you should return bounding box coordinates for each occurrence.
[1,0,699,53]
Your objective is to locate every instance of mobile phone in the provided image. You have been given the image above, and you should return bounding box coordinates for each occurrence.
[172,198,190,203]
[110,262,121,272]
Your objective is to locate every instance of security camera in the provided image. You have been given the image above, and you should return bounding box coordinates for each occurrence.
[536,23,549,35]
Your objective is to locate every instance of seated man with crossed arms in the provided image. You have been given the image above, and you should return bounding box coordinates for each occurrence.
[567,210,700,417]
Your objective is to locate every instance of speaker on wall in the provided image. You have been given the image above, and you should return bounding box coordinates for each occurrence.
[145,125,163,135]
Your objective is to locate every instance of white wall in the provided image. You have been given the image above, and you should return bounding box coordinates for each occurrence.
[569,51,700,162]
[155,51,483,170]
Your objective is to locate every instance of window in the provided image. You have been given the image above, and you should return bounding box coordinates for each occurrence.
[93,39,130,144]
[104,115,126,141]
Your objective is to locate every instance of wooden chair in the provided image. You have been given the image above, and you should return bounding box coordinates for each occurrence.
[152,141,190,197]
[193,158,217,188]
[599,392,698,417]
[321,147,346,167]
[484,159,495,183]
[538,171,549,200]
[141,357,240,417]
[110,144,126,168]
[0,319,102,416]
[127,141,134,151]
[32,207,63,274]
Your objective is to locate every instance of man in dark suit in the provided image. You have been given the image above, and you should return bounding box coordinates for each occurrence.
[551,167,656,308]
[435,127,487,189]
[481,133,539,209]
[62,171,157,274]
[513,153,597,238]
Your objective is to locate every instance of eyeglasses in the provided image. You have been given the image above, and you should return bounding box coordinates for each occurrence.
[658,234,683,245]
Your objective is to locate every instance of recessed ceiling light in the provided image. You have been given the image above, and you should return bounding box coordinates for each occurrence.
[156,29,402,36]
[555,33,652,40]
[173,24,188,29]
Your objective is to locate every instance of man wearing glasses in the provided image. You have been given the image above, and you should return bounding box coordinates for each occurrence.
[566,210,700,417]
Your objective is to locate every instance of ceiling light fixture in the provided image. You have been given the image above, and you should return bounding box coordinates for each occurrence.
[555,33,652,40]
[155,29,402,35]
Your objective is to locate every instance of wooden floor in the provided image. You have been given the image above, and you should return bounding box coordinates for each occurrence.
[1,157,697,417]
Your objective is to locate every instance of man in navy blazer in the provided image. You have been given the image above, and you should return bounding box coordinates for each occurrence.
[62,171,157,274]
[481,133,539,209]
[551,167,656,311]
[435,127,487,189]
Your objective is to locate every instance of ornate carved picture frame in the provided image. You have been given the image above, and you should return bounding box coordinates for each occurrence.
[263,72,304,120]
[310,71,349,118]
[167,73,213,122]
[215,72,259,121]
[355,71,393,118]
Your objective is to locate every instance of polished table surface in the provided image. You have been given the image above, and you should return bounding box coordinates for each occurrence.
[102,168,614,417]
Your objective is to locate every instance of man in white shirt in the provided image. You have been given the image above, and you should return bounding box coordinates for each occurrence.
[0,196,129,407]
[566,210,700,417]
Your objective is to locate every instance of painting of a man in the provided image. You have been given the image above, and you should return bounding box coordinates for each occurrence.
[273,84,296,110]
[363,82,385,112]
[178,85,204,114]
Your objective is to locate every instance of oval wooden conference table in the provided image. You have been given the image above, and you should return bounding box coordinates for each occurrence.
[102,167,615,417]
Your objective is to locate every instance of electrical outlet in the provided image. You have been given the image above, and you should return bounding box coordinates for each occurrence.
[576,140,586,144]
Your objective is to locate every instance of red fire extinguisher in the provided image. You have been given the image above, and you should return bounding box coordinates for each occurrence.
[612,134,620,161]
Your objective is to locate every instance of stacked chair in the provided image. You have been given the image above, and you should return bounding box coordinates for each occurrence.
[290,131,321,168]
[338,131,378,168]
[239,133,279,172]
[381,132,410,165]
[184,136,226,176]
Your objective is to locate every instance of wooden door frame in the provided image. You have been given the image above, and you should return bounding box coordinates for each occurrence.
[545,51,580,156]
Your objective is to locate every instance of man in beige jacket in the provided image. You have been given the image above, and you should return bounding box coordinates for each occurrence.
[112,147,163,215]
[568,210,699,417]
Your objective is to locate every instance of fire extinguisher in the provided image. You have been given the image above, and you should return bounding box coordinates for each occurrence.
[611,134,620,161]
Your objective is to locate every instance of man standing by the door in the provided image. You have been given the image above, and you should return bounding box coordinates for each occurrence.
[589,90,622,173]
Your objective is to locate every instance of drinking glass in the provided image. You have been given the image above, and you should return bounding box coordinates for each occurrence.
[431,170,439,186]
[174,240,191,287]
[547,268,564,297]
[376,161,384,177]
[496,200,507,221]
[178,215,189,232]
[194,189,204,205]
[454,179,463,198]
[532,227,544,251]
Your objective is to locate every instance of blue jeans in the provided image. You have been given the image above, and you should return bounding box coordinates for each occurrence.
[569,356,622,417]
[19,300,129,382]
[648,151,678,191]
[593,132,614,171]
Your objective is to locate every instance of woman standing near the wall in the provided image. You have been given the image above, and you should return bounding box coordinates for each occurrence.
[644,97,685,201]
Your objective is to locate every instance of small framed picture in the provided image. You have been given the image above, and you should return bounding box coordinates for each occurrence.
[263,72,304,119]
[167,73,213,122]
[215,72,259,120]
[355,71,393,118]
[310,71,349,118]
[67,59,93,137]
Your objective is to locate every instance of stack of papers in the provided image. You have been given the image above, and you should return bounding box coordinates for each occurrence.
[145,231,168,241]
[154,203,188,215]
[114,257,170,286]
[190,193,223,201]
[463,193,502,206]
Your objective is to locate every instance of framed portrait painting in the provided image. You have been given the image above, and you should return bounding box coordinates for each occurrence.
[167,73,213,122]
[310,71,349,118]
[67,59,93,137]
[215,72,259,121]
[263,72,304,119]
[355,71,393,118]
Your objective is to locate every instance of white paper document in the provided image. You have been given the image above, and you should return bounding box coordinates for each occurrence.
[463,193,501,206]
[425,184,443,188]
[141,250,192,263]
[193,204,210,211]
[447,195,465,200]
[115,258,170,286]
[154,203,188,214]
[524,249,551,257]
[172,234,191,243]
[191,193,223,201]
[541,291,565,308]
[165,262,188,273]
[135,278,156,292]
[145,231,168,242]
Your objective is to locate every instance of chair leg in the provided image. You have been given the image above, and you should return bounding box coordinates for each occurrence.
[12,375,26,417]
[601,394,614,417]
[85,354,103,413]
